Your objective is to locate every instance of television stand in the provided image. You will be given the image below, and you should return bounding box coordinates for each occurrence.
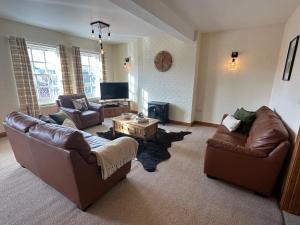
[100,100,131,118]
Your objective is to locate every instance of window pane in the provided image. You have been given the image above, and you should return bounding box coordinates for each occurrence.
[33,62,46,74]
[80,52,102,98]
[36,74,49,87]
[82,65,89,74]
[32,49,44,62]
[38,87,50,98]
[28,45,63,105]
[45,50,56,63]
[81,56,89,65]
[89,57,98,67]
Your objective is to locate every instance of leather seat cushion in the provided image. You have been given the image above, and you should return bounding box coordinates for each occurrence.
[5,112,45,133]
[213,125,248,146]
[246,111,289,154]
[85,136,110,149]
[79,130,93,138]
[81,110,99,120]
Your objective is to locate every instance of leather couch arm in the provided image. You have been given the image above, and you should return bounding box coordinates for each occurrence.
[207,138,267,158]
[88,102,103,112]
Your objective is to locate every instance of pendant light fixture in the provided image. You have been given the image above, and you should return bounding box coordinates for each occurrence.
[90,20,111,55]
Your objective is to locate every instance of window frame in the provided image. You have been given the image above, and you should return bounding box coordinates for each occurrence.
[27,43,63,106]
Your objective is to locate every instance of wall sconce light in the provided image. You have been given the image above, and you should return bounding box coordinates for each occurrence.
[123,57,131,71]
[228,51,239,71]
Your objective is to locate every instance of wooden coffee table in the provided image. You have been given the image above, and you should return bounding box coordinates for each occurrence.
[112,115,160,142]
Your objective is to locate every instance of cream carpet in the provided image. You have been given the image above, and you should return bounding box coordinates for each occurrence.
[0,120,283,225]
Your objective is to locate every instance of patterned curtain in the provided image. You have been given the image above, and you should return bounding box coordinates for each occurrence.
[72,46,85,94]
[8,36,40,117]
[101,52,107,82]
[59,45,73,94]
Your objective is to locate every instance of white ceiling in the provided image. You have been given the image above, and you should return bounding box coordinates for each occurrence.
[0,0,165,43]
[0,0,300,43]
[161,0,300,32]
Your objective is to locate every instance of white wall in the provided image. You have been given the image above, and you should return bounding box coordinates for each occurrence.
[136,36,197,123]
[0,18,115,131]
[270,5,300,136]
[195,25,284,124]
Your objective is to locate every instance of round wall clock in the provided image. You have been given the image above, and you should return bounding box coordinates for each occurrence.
[154,51,173,72]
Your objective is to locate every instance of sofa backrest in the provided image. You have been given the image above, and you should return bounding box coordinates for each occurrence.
[57,94,88,109]
[246,106,289,154]
[29,123,96,164]
[4,111,44,133]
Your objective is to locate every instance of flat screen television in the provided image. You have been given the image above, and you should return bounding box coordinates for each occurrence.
[100,82,129,100]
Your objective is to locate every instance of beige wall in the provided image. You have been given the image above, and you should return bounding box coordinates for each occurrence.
[112,44,129,82]
[195,25,284,124]
[136,36,198,123]
[270,5,300,136]
[0,18,115,130]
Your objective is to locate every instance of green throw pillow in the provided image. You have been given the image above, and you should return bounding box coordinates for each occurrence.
[233,108,256,133]
[49,111,69,125]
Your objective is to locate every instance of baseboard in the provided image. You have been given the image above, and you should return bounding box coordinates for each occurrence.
[0,132,7,138]
[169,120,193,127]
[168,120,219,128]
[192,121,219,128]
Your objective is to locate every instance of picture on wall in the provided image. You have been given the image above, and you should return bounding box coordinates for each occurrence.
[282,35,299,81]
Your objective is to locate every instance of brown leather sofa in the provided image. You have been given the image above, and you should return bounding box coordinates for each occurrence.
[56,94,104,129]
[4,112,131,210]
[204,106,290,196]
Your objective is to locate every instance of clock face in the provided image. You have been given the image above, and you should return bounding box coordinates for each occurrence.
[154,51,172,72]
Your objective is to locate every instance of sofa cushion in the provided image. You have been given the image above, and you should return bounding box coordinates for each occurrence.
[213,125,248,146]
[246,108,289,154]
[256,106,277,118]
[29,123,95,163]
[62,118,77,129]
[85,136,110,149]
[222,115,241,132]
[79,130,93,138]
[234,108,256,133]
[81,110,99,120]
[49,111,69,125]
[5,112,44,133]
[58,94,88,109]
[39,115,58,124]
[72,98,88,112]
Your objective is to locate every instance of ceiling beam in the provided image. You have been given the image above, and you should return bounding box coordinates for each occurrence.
[110,0,195,42]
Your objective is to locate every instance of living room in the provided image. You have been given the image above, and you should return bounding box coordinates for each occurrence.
[1,0,300,224]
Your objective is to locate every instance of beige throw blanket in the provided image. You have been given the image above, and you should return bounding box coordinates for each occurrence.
[91,137,138,180]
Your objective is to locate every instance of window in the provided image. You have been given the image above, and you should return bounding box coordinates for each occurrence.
[28,45,63,105]
[81,52,102,98]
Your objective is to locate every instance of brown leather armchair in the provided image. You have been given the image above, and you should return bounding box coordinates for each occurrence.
[204,106,290,196]
[56,94,104,129]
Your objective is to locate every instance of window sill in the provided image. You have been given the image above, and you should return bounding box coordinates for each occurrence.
[39,103,57,107]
